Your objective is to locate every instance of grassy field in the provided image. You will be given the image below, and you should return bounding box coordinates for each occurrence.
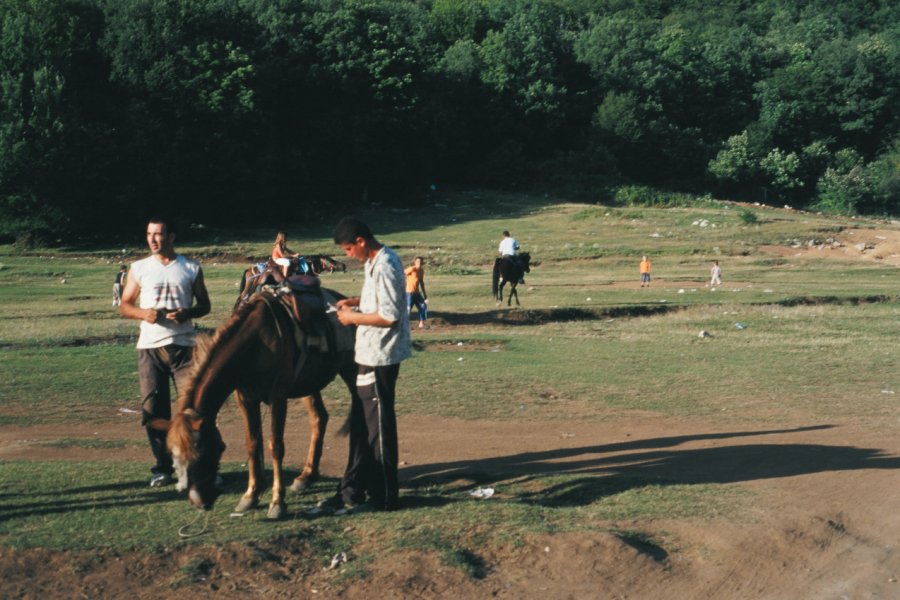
[0,189,898,586]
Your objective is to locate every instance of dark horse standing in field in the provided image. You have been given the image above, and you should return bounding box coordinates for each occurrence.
[164,276,357,519]
[492,252,531,306]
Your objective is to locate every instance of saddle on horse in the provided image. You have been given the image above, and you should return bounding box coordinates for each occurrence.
[238,263,352,369]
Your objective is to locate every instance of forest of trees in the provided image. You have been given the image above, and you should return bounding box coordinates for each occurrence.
[1,0,898,243]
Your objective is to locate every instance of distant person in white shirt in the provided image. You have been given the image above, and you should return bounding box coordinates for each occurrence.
[709,260,722,287]
[498,230,524,283]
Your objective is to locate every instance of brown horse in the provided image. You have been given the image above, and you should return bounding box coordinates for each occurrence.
[166,284,357,518]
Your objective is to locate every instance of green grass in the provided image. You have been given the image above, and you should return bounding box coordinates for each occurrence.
[0,189,898,580]
[0,461,742,559]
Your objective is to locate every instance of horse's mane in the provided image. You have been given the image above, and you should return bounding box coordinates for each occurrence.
[175,300,259,412]
[168,300,261,461]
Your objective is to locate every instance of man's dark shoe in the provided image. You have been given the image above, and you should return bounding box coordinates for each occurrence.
[334,502,374,516]
[304,494,345,516]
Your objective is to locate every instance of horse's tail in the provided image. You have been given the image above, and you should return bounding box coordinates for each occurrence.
[492,258,500,297]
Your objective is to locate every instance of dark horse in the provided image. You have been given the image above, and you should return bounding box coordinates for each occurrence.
[164,281,357,518]
[492,252,531,306]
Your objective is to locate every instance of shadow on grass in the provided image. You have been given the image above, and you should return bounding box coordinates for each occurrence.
[5,426,896,522]
[402,424,900,508]
[0,481,183,523]
[431,304,679,327]
[431,294,900,328]
[0,469,255,523]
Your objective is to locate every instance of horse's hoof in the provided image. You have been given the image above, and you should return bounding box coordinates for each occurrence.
[267,502,287,520]
[235,495,259,513]
[290,476,315,494]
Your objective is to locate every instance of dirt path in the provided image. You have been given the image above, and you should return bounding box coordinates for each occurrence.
[3,411,900,599]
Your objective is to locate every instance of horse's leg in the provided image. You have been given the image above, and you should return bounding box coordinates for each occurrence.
[267,396,288,519]
[511,282,519,306]
[496,281,504,306]
[234,391,263,513]
[290,393,328,494]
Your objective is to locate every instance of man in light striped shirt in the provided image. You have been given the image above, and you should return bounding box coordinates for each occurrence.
[315,217,410,514]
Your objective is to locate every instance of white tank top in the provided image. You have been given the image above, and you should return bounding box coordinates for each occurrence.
[130,254,201,349]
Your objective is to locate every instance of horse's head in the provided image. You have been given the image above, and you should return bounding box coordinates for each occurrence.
[167,409,226,510]
[313,255,346,274]
[519,252,531,272]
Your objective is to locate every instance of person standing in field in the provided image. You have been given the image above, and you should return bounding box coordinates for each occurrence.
[405,256,428,329]
[112,265,127,306]
[119,217,211,488]
[709,260,722,287]
[640,255,652,287]
[315,217,411,514]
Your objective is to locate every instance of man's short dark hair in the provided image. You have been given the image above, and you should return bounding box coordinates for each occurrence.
[502,230,510,237]
[148,216,175,235]
[333,217,374,245]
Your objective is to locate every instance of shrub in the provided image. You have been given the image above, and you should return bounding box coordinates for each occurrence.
[612,185,717,208]
[739,209,758,224]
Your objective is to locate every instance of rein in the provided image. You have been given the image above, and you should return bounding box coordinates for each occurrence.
[178,509,210,538]
[258,292,286,341]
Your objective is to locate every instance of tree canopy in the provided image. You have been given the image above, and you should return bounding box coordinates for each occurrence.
[1,0,898,242]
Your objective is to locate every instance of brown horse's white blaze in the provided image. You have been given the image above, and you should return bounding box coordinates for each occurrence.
[166,288,356,518]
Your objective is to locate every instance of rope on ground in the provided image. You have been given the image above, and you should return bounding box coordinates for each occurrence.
[178,509,211,538]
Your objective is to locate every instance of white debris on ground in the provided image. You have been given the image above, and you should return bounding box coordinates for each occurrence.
[326,552,349,571]
[469,487,495,500]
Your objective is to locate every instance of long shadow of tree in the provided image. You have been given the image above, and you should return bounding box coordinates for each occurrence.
[401,425,900,508]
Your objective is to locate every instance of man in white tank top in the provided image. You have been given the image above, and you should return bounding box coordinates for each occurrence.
[120,217,211,487]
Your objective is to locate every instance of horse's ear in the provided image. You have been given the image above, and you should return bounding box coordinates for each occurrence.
[147,418,171,432]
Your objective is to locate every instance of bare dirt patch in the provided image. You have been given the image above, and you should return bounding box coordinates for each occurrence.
[760,226,900,265]
[3,413,900,599]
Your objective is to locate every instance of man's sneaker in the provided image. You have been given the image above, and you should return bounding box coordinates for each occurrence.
[149,473,173,488]
[334,502,373,516]
[304,494,345,516]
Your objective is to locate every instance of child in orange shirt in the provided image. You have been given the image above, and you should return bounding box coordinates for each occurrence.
[404,257,428,328]
[639,256,651,287]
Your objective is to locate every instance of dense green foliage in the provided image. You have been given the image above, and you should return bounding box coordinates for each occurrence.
[1,0,898,242]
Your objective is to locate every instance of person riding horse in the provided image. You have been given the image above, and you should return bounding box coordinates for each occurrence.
[498,230,525,284]
[236,254,346,311]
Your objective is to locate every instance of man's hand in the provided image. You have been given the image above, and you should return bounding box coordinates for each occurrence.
[335,306,357,326]
[142,308,161,324]
[166,308,191,324]
[335,298,359,310]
